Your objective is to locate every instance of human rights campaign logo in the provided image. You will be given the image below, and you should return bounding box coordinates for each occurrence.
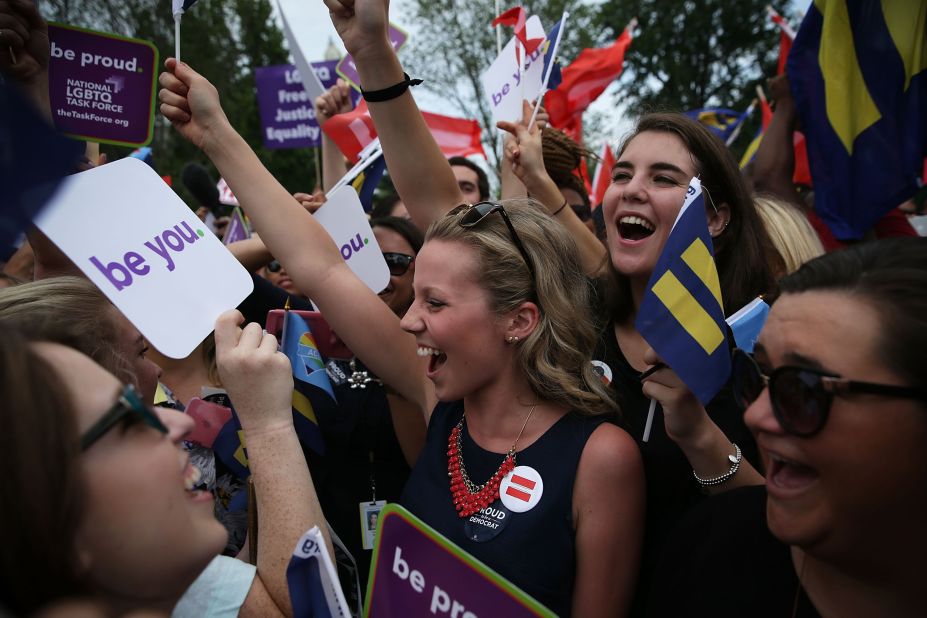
[635,177,731,405]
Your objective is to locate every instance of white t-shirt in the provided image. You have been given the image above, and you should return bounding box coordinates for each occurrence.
[172,555,257,618]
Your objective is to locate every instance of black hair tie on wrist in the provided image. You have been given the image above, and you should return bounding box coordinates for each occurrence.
[361,73,423,103]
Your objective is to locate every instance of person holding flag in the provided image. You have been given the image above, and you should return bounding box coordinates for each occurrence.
[157,11,646,612]
[596,112,782,610]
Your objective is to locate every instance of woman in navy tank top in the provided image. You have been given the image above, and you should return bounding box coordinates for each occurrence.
[159,10,645,612]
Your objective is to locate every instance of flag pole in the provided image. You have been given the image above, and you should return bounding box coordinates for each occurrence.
[174,13,182,62]
[528,11,569,130]
[642,399,657,442]
[495,0,502,55]
[725,98,757,146]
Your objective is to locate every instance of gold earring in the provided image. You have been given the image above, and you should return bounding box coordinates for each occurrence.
[506,335,520,344]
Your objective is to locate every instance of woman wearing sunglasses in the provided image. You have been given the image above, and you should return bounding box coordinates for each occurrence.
[158,49,645,615]
[1,311,331,616]
[649,238,927,616]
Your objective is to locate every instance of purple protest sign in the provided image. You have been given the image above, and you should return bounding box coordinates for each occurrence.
[255,61,343,150]
[336,23,409,91]
[48,23,157,147]
[365,504,554,618]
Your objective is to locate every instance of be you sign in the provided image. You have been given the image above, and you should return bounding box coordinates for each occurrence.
[34,158,253,358]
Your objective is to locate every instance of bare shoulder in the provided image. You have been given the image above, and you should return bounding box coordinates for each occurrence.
[578,422,643,480]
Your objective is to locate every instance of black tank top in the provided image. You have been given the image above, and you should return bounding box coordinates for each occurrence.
[400,401,604,617]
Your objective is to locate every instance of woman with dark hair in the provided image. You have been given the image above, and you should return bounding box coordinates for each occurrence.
[650,237,927,616]
[0,312,333,616]
[158,40,645,614]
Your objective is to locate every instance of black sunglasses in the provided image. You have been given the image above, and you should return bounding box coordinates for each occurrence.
[383,252,414,276]
[451,202,537,282]
[81,384,168,450]
[267,260,282,273]
[731,349,927,437]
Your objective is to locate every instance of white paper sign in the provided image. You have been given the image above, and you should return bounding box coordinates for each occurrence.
[276,0,328,102]
[314,185,390,294]
[33,158,254,359]
[481,15,547,125]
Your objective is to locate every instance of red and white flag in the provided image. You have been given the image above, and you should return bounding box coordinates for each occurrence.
[767,6,796,76]
[492,7,544,56]
[545,25,634,143]
[590,142,616,208]
[323,102,485,162]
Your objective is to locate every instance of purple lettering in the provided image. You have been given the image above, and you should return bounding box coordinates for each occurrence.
[340,244,352,260]
[89,256,132,291]
[349,233,364,252]
[144,236,176,272]
[124,251,149,276]
[162,229,184,252]
[175,221,199,244]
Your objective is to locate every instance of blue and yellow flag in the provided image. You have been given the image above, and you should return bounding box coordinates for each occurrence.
[684,108,747,143]
[636,178,731,405]
[788,0,927,240]
[282,311,335,455]
[213,406,252,481]
[349,153,386,213]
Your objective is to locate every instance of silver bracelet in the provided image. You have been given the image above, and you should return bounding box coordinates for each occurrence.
[693,443,742,487]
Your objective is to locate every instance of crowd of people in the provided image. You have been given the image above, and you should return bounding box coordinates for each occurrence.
[2,0,926,616]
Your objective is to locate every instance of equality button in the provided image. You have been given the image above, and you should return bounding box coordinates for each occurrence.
[500,465,543,513]
[591,360,613,386]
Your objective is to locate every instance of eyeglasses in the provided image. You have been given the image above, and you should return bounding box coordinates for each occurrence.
[731,349,927,437]
[266,260,282,273]
[81,384,168,450]
[451,202,537,282]
[383,252,414,276]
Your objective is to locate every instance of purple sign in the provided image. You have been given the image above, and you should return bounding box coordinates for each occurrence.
[48,23,157,147]
[254,60,341,150]
[336,23,408,91]
[365,505,554,618]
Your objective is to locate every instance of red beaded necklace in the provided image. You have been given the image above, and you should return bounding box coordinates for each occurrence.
[447,404,537,518]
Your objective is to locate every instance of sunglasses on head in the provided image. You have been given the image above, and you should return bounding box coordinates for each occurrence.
[81,384,168,450]
[731,348,927,437]
[266,260,282,273]
[383,252,414,276]
[450,202,537,282]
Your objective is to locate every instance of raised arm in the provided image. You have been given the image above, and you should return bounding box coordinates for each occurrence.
[0,0,51,120]
[323,0,463,229]
[750,75,803,207]
[214,310,330,616]
[498,102,607,275]
[315,79,354,192]
[158,59,434,414]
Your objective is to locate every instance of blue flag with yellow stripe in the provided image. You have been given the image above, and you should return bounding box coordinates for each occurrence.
[349,153,386,213]
[684,108,747,143]
[636,177,730,405]
[282,311,334,456]
[788,0,927,240]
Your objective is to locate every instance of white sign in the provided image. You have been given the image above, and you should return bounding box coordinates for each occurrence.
[33,158,254,359]
[314,185,390,294]
[500,466,544,513]
[481,15,547,125]
[276,0,327,102]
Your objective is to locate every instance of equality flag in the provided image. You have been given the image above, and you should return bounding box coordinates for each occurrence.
[636,177,731,405]
[541,15,565,91]
[685,108,750,143]
[492,7,544,56]
[282,310,334,455]
[544,25,634,143]
[739,98,773,168]
[2,81,84,250]
[787,0,927,240]
[349,152,387,213]
[213,406,252,480]
[590,142,616,207]
[286,527,351,618]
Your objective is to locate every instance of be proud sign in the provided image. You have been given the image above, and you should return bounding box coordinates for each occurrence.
[34,158,253,358]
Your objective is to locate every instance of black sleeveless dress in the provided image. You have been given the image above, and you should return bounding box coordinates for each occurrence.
[400,401,604,617]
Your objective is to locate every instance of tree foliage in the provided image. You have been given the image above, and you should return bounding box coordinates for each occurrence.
[400,0,602,175]
[39,0,319,208]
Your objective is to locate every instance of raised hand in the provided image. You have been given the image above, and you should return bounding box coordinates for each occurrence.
[321,0,390,59]
[639,346,707,443]
[214,310,294,434]
[314,78,354,124]
[158,58,230,152]
[498,100,547,186]
[0,0,49,86]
